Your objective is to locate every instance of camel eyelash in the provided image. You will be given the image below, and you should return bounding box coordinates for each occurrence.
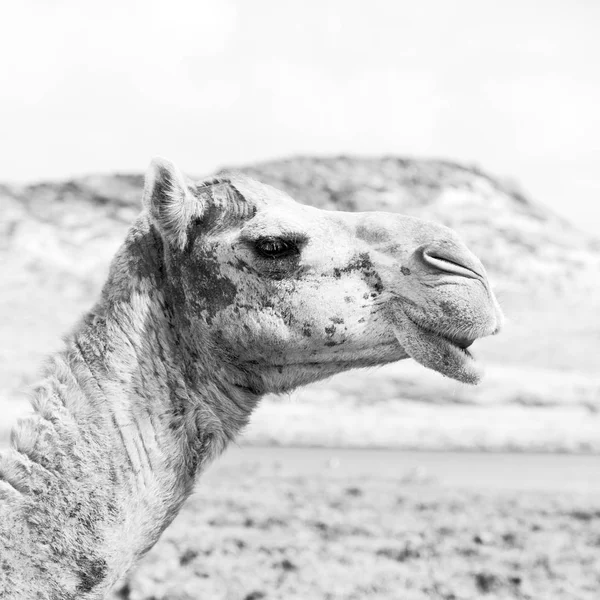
[240,231,308,259]
[253,236,302,260]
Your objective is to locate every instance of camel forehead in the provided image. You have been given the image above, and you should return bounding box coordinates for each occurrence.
[227,175,297,207]
[224,176,341,236]
[227,177,448,245]
[240,203,337,240]
[207,175,455,254]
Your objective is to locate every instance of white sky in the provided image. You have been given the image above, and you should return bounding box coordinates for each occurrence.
[1,0,598,233]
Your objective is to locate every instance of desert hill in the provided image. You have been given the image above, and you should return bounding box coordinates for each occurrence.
[3,156,599,296]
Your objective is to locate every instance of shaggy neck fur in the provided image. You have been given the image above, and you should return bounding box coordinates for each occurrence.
[0,218,259,599]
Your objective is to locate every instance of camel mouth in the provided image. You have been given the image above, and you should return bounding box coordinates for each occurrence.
[409,320,476,352]
[390,310,483,385]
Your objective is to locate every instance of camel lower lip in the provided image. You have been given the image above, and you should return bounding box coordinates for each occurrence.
[390,311,483,384]
[407,319,476,353]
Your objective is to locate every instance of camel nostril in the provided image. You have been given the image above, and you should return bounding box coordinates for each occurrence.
[424,252,480,279]
[418,243,485,280]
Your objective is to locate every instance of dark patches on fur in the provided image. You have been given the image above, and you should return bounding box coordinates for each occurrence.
[330,316,344,324]
[439,300,458,316]
[183,247,238,324]
[16,455,115,598]
[233,257,254,274]
[325,340,344,347]
[333,252,384,296]
[333,252,373,278]
[344,295,354,303]
[384,243,404,254]
[302,323,312,337]
[324,325,336,337]
[401,266,411,276]
[76,557,108,593]
[126,226,165,282]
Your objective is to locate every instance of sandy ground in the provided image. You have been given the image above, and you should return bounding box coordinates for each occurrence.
[108,449,600,600]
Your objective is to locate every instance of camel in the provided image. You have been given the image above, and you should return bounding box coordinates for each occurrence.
[0,158,502,599]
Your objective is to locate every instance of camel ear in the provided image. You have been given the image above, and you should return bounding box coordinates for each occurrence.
[142,157,199,249]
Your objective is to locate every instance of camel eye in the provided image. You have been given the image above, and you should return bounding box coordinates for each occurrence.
[254,237,299,259]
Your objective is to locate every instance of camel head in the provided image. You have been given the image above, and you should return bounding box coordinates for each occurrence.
[142,158,503,394]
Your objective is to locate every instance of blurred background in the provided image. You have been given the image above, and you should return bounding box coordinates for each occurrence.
[1,1,599,598]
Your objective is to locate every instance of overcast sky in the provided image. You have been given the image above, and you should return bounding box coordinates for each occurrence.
[1,0,598,233]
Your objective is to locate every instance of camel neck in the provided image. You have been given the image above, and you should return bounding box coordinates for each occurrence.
[60,251,259,496]
[1,232,260,598]
[68,279,258,478]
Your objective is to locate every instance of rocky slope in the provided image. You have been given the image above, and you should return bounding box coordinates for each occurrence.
[3,156,599,297]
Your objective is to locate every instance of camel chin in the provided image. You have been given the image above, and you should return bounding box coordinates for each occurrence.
[390,309,484,385]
